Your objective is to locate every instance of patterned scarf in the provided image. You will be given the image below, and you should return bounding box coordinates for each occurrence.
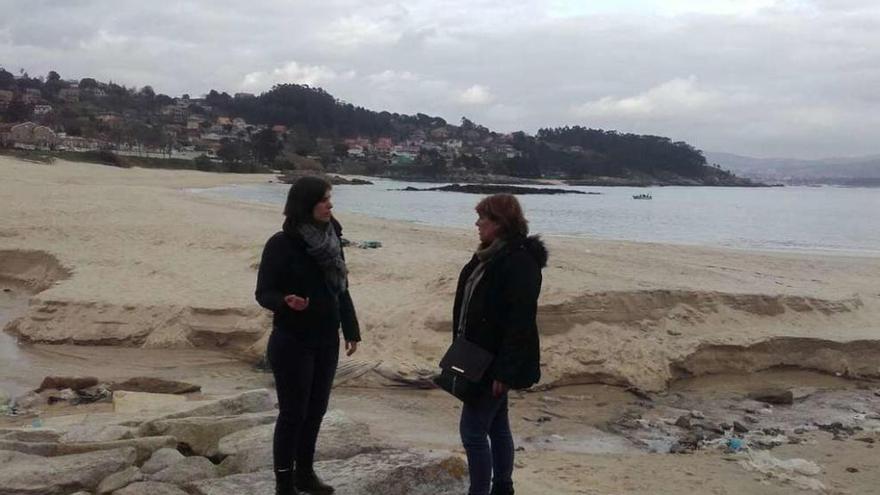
[298,221,348,295]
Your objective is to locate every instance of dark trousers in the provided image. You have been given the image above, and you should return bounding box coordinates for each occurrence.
[460,391,514,495]
[267,330,339,473]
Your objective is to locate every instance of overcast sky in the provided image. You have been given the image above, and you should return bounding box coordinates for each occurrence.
[1,0,878,158]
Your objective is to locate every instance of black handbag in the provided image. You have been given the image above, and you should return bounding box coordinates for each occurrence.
[433,337,494,403]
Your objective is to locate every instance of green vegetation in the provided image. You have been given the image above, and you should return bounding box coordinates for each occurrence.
[0,67,758,185]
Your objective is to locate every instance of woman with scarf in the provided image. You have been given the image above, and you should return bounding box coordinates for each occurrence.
[453,194,546,495]
[256,176,360,495]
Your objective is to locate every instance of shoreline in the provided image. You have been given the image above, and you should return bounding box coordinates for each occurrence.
[191,180,880,259]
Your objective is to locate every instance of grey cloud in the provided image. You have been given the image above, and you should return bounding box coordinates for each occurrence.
[0,0,878,158]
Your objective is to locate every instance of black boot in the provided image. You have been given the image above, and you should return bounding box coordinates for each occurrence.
[295,467,334,494]
[490,481,515,495]
[275,469,300,495]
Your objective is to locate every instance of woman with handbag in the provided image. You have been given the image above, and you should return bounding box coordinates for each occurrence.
[451,193,546,495]
[255,176,361,495]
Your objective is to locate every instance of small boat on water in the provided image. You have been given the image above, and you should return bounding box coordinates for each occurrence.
[632,193,652,200]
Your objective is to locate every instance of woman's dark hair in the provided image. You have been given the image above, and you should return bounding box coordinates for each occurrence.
[283,176,332,228]
[475,193,529,239]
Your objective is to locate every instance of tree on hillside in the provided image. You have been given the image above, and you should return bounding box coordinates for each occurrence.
[3,96,32,123]
[44,70,65,99]
[218,138,250,165]
[251,128,283,164]
[79,78,99,90]
[417,148,447,177]
[0,68,15,90]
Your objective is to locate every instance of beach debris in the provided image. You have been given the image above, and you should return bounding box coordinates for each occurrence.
[110,377,201,395]
[47,388,78,404]
[740,451,825,492]
[371,365,436,389]
[522,415,553,424]
[73,385,113,405]
[748,389,794,405]
[733,421,750,433]
[726,437,745,452]
[816,421,861,438]
[356,240,383,249]
[846,467,859,473]
[626,387,653,401]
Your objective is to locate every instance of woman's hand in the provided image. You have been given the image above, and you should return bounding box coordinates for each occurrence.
[284,294,310,311]
[345,340,358,356]
[492,380,509,398]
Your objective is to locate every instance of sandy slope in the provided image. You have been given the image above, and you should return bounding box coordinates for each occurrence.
[2,156,880,393]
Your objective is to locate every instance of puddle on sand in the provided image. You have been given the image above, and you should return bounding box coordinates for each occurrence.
[0,286,31,397]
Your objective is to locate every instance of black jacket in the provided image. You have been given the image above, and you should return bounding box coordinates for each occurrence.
[255,218,360,345]
[452,235,547,390]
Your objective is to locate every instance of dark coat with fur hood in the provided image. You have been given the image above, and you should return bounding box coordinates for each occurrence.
[452,234,547,390]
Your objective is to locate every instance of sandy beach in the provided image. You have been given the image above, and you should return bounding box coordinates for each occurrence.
[2,156,880,494]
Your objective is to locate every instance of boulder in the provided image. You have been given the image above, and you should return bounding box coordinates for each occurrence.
[138,412,276,457]
[192,449,467,495]
[36,376,99,392]
[112,481,189,495]
[60,424,135,443]
[0,428,62,443]
[0,449,42,465]
[317,450,468,495]
[149,456,218,484]
[141,447,185,475]
[0,446,136,495]
[113,391,189,415]
[159,389,275,420]
[0,435,176,463]
[219,410,385,474]
[186,470,274,495]
[97,466,143,494]
[111,377,201,395]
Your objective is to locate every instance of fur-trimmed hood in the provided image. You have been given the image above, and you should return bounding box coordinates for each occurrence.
[518,235,548,269]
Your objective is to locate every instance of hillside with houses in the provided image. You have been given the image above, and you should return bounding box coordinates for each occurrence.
[0,68,757,185]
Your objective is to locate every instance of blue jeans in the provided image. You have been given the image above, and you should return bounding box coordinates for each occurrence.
[459,390,514,495]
